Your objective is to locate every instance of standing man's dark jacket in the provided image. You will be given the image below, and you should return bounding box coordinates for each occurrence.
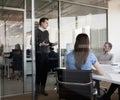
[35,28,52,53]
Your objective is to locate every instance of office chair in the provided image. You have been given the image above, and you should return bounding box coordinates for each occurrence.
[56,69,97,100]
[48,49,59,72]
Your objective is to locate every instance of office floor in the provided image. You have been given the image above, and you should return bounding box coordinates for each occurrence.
[100,81,119,100]
[0,72,56,96]
[0,71,119,100]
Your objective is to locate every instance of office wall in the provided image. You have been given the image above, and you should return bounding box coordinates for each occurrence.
[108,0,120,62]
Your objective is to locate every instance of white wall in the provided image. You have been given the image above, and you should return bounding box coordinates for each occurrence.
[108,0,120,62]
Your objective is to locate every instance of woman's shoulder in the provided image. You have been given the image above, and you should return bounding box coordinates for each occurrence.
[89,51,95,56]
[88,51,97,59]
[67,51,74,56]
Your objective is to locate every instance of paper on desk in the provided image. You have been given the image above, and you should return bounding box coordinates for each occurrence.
[102,66,113,73]
[104,72,112,79]
[112,66,120,73]
[104,66,120,82]
[108,73,120,82]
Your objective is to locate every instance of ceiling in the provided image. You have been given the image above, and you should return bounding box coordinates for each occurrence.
[0,0,110,19]
[32,0,110,18]
[0,0,110,37]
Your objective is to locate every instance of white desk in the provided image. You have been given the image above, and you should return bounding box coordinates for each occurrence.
[92,64,120,99]
[92,64,120,85]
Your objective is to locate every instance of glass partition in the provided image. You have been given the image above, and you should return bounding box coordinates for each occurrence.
[0,0,108,100]
[60,1,107,67]
[33,0,59,93]
[0,0,33,100]
[0,9,24,95]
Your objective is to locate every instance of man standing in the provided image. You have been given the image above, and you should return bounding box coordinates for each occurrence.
[35,17,57,96]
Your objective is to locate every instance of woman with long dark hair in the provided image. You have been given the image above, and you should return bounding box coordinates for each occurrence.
[66,33,104,75]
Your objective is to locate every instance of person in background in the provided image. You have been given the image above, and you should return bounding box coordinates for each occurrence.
[0,44,4,67]
[66,33,104,75]
[97,42,113,64]
[13,44,22,80]
[97,42,119,100]
[0,44,4,55]
[35,17,57,96]
[9,43,22,80]
[0,44,4,78]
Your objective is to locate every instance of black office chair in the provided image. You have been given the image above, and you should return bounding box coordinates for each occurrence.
[48,49,59,72]
[56,69,97,100]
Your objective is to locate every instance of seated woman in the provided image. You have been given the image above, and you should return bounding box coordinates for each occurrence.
[10,43,22,80]
[66,33,105,99]
[66,33,104,75]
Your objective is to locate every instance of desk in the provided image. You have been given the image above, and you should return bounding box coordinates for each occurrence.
[93,64,120,84]
[57,65,120,99]
[92,64,120,99]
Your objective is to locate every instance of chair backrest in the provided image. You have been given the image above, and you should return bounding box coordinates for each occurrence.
[56,69,93,99]
[48,51,59,70]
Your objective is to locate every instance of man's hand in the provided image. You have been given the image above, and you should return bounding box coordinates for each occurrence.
[53,41,58,46]
[39,42,49,46]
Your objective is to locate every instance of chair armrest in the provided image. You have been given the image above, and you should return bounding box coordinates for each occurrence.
[57,79,92,86]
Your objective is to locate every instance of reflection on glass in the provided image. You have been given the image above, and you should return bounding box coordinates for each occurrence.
[60,1,107,66]
[0,10,25,96]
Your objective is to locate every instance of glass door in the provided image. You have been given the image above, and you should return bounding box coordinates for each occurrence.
[59,1,107,63]
[0,0,34,100]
